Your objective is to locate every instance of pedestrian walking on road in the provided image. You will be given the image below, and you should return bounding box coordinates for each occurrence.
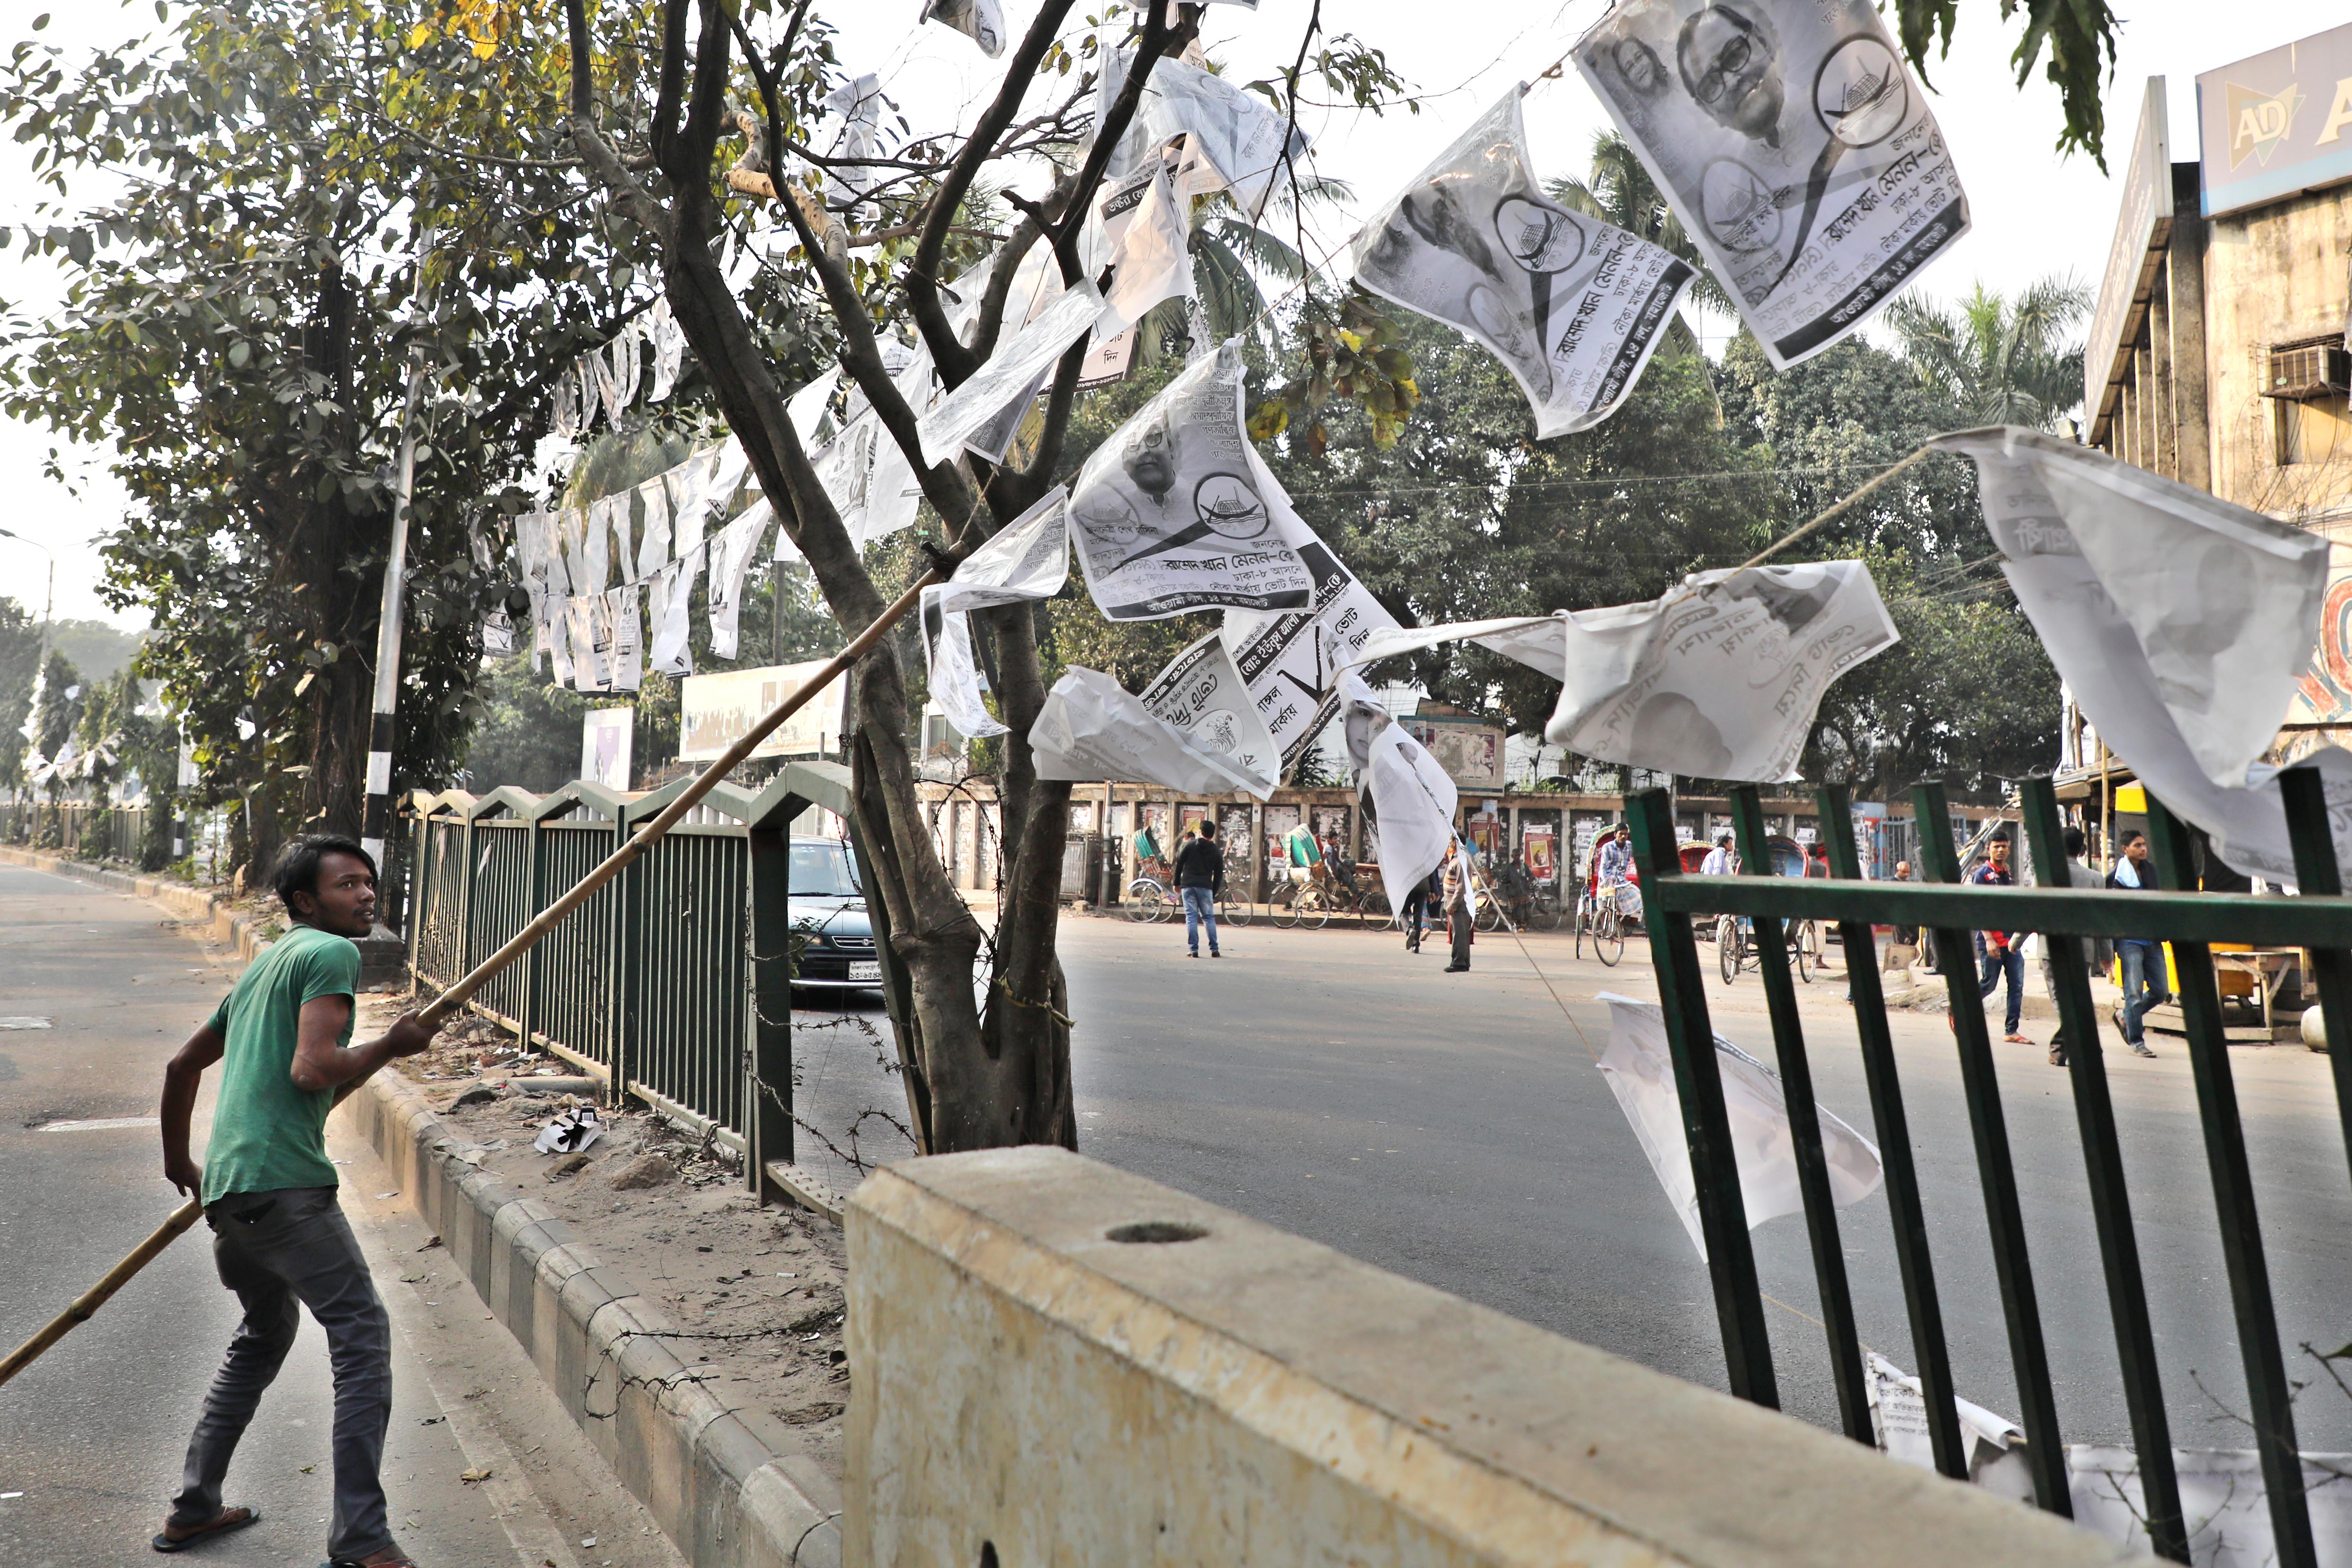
[1884,860,1919,974]
[1442,841,1476,972]
[1969,834,2031,1043]
[2108,831,2165,1057]
[1175,817,1225,959]
[1400,862,1434,952]
[2042,827,2105,1067]
[154,834,440,1567]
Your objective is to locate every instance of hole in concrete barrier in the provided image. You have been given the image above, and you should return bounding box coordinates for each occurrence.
[1106,1220,1208,1244]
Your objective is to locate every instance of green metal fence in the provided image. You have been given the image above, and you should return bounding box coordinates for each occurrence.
[0,800,151,860]
[403,762,875,1201]
[1629,771,2352,1567]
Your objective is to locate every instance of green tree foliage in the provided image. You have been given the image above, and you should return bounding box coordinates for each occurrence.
[1892,0,2122,166]
[0,598,40,784]
[0,0,650,873]
[1885,275,2093,430]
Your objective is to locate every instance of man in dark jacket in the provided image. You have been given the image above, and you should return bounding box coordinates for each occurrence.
[2107,830,2164,1057]
[1174,818,1225,958]
[1969,834,2030,1043]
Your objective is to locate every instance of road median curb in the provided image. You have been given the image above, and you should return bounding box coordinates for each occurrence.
[339,1068,844,1567]
[0,844,278,963]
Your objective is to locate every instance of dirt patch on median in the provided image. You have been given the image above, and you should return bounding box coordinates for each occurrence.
[364,998,851,1480]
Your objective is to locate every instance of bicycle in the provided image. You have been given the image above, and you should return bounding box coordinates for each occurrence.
[1576,883,1628,967]
[1719,912,1749,984]
[1791,918,1821,985]
[1719,913,1812,984]
[1125,877,1172,923]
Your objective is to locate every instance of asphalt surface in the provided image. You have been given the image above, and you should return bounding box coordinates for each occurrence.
[0,863,684,1568]
[799,907,2352,1455]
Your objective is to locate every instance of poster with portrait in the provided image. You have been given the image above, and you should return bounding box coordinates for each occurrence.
[1549,560,1898,781]
[1523,824,1558,883]
[918,0,1004,57]
[1351,89,1695,437]
[1221,535,1401,767]
[1068,342,1316,619]
[1574,0,1969,368]
[1136,633,1281,796]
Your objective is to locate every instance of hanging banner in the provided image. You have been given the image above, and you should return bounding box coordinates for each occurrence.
[514,511,559,670]
[567,596,610,693]
[919,0,1005,57]
[645,296,684,403]
[1595,992,1882,1260]
[921,490,1072,739]
[1353,89,1695,437]
[706,500,770,662]
[1093,164,1193,337]
[1028,667,1271,797]
[1069,341,1316,620]
[1221,542,1400,767]
[603,584,643,692]
[824,74,884,197]
[647,559,695,678]
[1136,633,1281,795]
[916,281,1106,468]
[1512,561,1899,782]
[1934,426,2352,883]
[1574,0,1969,369]
[1354,701,1459,898]
[1102,49,1312,216]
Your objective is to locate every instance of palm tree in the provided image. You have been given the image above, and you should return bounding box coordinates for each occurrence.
[1546,131,1736,320]
[1884,276,2092,430]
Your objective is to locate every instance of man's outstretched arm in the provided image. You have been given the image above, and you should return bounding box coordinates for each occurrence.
[160,1023,225,1198]
[288,997,437,1103]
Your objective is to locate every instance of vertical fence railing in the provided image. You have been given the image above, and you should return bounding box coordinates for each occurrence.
[401,763,871,1199]
[1630,768,2352,1567]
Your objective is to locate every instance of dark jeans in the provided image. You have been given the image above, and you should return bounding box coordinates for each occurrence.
[171,1186,394,1562]
[2121,941,2172,1045]
[1448,905,1473,968]
[1977,939,2024,1033]
[1181,885,1219,954]
[1402,889,1428,949]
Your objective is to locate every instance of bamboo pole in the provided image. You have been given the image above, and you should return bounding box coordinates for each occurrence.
[417,566,938,1029]
[0,566,941,1386]
[0,1198,203,1388]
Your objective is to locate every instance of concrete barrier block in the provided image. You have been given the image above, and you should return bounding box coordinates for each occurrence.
[847,1148,2146,1568]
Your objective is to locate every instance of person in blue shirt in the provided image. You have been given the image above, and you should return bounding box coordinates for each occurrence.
[2106,831,2165,1057]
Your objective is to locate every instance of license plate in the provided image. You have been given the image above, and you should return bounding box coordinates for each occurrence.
[849,960,881,982]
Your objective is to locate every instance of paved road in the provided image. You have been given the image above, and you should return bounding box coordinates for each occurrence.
[0,864,683,1568]
[798,909,2352,1454]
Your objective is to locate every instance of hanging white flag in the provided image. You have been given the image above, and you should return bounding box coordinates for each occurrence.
[706,500,770,661]
[1136,633,1280,795]
[604,584,643,693]
[824,74,884,197]
[1090,164,1193,338]
[601,490,632,582]
[916,282,1106,468]
[1029,667,1272,797]
[918,0,1005,57]
[1573,0,1969,369]
[921,489,1072,738]
[648,559,696,678]
[567,596,610,693]
[608,320,642,414]
[1934,426,2352,883]
[1353,90,1695,438]
[1595,992,1882,1261]
[1069,340,1316,620]
[645,296,684,403]
[1338,670,1457,900]
[1100,49,1311,217]
[1533,561,1898,782]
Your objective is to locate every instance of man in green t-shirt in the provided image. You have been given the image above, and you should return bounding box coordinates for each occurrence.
[152,835,436,1565]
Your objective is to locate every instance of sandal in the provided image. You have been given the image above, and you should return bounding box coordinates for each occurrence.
[152,1506,260,1552]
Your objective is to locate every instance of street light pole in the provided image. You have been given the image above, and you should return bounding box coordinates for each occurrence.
[360,356,429,873]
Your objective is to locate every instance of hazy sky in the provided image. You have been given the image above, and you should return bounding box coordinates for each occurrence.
[0,0,2327,627]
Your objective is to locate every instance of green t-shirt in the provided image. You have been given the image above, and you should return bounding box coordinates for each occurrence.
[1286,825,1322,866]
[200,923,360,1204]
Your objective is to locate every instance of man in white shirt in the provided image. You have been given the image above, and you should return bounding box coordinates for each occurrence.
[1700,832,1735,877]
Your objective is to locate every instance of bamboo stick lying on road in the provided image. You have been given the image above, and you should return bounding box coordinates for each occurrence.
[0,1197,203,1388]
[0,567,940,1388]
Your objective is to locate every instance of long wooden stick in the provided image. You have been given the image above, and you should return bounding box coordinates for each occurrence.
[419,567,939,1029]
[0,1197,204,1388]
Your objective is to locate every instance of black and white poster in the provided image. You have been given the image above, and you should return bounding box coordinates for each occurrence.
[705,500,770,662]
[921,489,1071,739]
[1068,341,1315,620]
[915,280,1104,468]
[1353,90,1695,437]
[1029,667,1273,798]
[918,0,1004,57]
[1100,49,1312,216]
[1221,535,1400,767]
[1136,633,1280,796]
[1574,0,1969,368]
[603,584,643,693]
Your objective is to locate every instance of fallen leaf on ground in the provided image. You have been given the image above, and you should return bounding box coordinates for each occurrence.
[298,1465,314,1474]
[416,1236,443,1251]
[460,1467,492,1484]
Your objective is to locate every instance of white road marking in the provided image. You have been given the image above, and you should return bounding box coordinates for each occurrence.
[0,1017,53,1029]
[36,1116,161,1132]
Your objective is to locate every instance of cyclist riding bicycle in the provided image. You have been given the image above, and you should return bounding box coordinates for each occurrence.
[1284,818,1327,890]
[1593,823,1643,922]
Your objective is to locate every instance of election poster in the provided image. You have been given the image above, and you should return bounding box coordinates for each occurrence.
[1028,667,1271,798]
[1136,633,1280,796]
[1222,535,1401,767]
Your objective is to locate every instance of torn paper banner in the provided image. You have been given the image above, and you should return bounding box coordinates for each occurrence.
[705,500,770,662]
[1354,693,1459,902]
[567,596,609,694]
[1934,426,2352,883]
[1137,633,1280,796]
[1596,992,1882,1260]
[921,489,1072,739]
[1223,536,1400,767]
[648,559,694,678]
[1352,89,1695,438]
[533,1105,602,1155]
[603,584,642,693]
[1864,1353,2032,1503]
[1574,0,1968,369]
[1102,49,1311,217]
[916,280,1105,468]
[1554,562,1896,781]
[919,0,1004,57]
[1029,666,1271,798]
[1069,340,1315,620]
[824,74,884,197]
[1091,163,1193,338]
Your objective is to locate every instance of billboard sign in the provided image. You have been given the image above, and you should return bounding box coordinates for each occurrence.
[678,659,847,762]
[1396,712,1504,791]
[2197,21,2352,218]
[580,707,634,791]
